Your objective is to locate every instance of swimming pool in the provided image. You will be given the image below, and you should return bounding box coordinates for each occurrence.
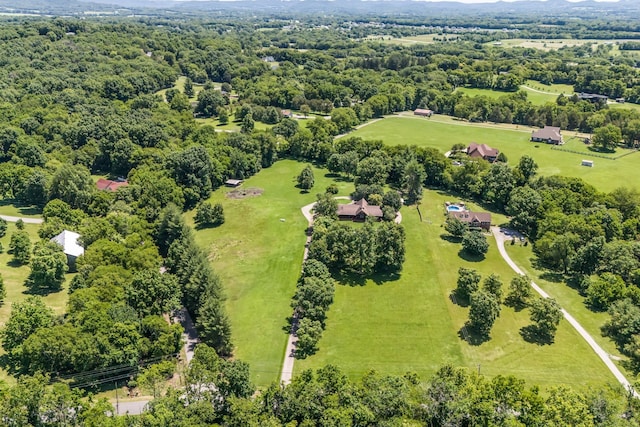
[447,205,463,212]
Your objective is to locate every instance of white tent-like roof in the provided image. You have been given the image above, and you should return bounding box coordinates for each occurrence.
[51,230,85,258]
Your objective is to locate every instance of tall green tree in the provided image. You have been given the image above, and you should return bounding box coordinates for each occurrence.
[529,298,563,342]
[456,267,481,301]
[48,164,94,210]
[468,290,500,338]
[1,296,54,360]
[26,241,68,293]
[297,165,315,191]
[403,160,426,204]
[9,230,31,265]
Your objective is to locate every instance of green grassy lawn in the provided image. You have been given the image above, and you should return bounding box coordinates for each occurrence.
[348,116,638,193]
[195,118,272,132]
[155,76,205,102]
[455,82,571,106]
[0,221,69,384]
[0,199,42,218]
[295,189,615,390]
[505,244,634,380]
[189,160,354,387]
[370,34,451,45]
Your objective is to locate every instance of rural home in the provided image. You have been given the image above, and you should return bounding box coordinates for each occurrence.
[466,143,499,162]
[337,199,383,221]
[448,211,492,231]
[413,108,434,117]
[51,230,84,271]
[578,92,608,103]
[96,178,128,191]
[531,126,563,145]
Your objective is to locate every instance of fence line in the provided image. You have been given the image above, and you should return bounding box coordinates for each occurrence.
[550,146,639,160]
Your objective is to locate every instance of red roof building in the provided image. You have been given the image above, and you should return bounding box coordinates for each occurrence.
[448,211,492,231]
[96,178,129,192]
[466,143,499,162]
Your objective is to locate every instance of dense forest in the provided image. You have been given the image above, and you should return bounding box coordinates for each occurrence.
[1,10,640,424]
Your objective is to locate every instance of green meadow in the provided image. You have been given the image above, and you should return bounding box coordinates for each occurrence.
[190,160,616,390]
[347,115,638,193]
[295,189,615,390]
[189,160,354,386]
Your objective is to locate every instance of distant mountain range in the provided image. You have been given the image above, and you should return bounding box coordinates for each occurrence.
[0,0,636,18]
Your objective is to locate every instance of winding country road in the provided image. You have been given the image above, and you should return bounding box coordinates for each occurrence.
[491,226,638,397]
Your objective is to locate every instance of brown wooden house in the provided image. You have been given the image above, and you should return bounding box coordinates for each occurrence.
[337,199,383,221]
[448,211,492,231]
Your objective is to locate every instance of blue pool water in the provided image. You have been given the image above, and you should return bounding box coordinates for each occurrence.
[447,205,463,212]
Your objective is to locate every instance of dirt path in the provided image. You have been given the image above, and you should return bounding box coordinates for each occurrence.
[491,226,638,397]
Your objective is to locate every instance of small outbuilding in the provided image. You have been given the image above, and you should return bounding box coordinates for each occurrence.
[51,230,84,271]
[581,160,594,167]
[225,179,243,187]
[413,108,434,117]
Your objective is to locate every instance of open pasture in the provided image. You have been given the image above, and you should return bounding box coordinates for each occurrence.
[295,190,615,390]
[189,160,353,386]
[347,115,638,193]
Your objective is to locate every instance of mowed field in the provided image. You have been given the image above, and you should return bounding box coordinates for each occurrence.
[295,189,615,390]
[505,243,634,380]
[189,160,355,386]
[347,115,639,193]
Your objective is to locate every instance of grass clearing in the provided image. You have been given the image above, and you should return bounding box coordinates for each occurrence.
[0,199,42,218]
[348,115,639,193]
[0,221,69,384]
[488,39,632,51]
[455,81,573,106]
[189,160,354,387]
[505,243,635,381]
[295,189,615,390]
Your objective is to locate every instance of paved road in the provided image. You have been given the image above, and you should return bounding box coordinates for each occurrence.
[114,400,148,416]
[491,226,638,397]
[0,214,43,224]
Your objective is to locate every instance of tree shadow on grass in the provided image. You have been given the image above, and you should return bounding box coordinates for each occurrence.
[458,249,485,263]
[520,325,554,345]
[194,223,223,231]
[0,198,42,216]
[449,291,469,307]
[331,269,400,287]
[458,323,490,346]
[440,234,462,244]
[539,271,564,283]
[0,354,17,376]
[504,297,527,312]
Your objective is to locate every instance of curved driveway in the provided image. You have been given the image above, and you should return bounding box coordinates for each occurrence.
[491,226,637,397]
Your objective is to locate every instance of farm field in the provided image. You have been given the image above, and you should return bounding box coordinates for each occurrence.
[487,38,631,51]
[347,115,638,193]
[295,189,615,390]
[189,160,354,386]
[367,34,450,45]
[455,82,572,106]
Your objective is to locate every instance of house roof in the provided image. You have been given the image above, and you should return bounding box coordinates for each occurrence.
[225,179,243,186]
[448,211,492,224]
[96,178,128,191]
[337,198,383,218]
[467,143,499,160]
[414,108,433,115]
[531,126,562,141]
[578,92,608,100]
[51,230,85,258]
